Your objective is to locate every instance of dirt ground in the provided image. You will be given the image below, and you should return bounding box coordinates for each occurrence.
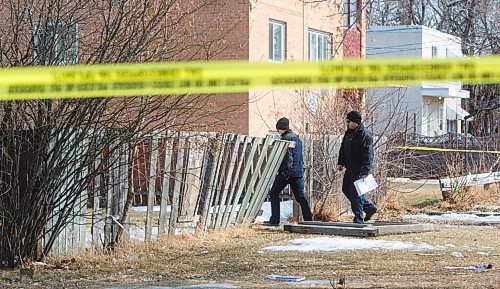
[1,182,499,289]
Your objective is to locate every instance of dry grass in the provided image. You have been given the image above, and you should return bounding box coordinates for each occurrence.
[1,182,500,289]
[437,185,499,211]
[312,194,341,222]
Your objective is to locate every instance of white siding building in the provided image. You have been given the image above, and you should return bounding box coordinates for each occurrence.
[366,25,471,137]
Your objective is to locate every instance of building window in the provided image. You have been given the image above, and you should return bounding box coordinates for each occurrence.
[269,20,285,62]
[431,46,438,58]
[447,120,458,133]
[308,30,331,60]
[34,21,78,65]
[343,0,358,27]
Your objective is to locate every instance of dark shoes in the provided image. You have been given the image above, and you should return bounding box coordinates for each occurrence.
[263,221,280,227]
[364,207,377,222]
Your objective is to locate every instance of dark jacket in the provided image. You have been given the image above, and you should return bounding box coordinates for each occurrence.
[278,129,304,178]
[337,123,374,178]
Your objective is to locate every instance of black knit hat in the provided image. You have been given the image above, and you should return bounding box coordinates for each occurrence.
[276,117,289,130]
[346,111,362,124]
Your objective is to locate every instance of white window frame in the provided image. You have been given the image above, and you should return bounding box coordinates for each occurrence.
[269,20,285,62]
[308,29,331,60]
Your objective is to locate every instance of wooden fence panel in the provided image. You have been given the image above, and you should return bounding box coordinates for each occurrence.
[200,134,224,234]
[235,136,273,224]
[168,137,186,236]
[221,135,250,228]
[214,134,240,228]
[45,130,89,256]
[244,140,290,224]
[146,134,160,241]
[178,135,207,223]
[48,130,291,255]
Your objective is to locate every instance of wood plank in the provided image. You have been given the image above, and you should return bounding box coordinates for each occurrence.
[200,134,224,235]
[290,222,434,237]
[299,221,371,228]
[168,137,186,236]
[92,151,103,248]
[209,134,232,229]
[158,134,173,235]
[221,135,250,228]
[245,141,290,223]
[235,136,272,224]
[214,134,241,229]
[284,224,378,237]
[179,135,205,222]
[226,137,262,226]
[376,223,434,235]
[191,136,208,223]
[145,134,159,241]
[299,221,419,227]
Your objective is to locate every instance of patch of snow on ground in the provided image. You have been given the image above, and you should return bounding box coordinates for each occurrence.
[255,200,293,223]
[263,237,446,252]
[403,213,500,223]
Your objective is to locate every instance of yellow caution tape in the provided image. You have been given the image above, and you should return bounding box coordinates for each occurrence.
[390,146,500,154]
[0,56,499,100]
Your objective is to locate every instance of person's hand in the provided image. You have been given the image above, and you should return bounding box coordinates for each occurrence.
[360,175,368,179]
[337,165,344,171]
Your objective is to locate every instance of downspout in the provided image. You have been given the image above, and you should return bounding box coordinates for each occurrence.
[358,0,366,110]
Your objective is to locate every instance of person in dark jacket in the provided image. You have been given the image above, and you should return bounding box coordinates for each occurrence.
[265,117,313,225]
[337,111,377,224]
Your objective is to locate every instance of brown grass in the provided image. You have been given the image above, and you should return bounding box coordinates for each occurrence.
[437,185,500,211]
[1,183,500,288]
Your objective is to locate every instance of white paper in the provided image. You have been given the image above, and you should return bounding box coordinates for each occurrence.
[354,174,378,196]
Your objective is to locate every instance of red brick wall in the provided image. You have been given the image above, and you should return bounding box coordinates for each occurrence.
[343,28,362,58]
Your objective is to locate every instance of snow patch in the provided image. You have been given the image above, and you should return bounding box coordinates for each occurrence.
[254,200,293,223]
[403,213,500,223]
[263,237,446,252]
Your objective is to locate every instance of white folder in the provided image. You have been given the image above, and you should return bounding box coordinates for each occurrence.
[353,174,378,196]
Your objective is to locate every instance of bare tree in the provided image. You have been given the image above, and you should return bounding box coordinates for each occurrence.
[0,0,245,268]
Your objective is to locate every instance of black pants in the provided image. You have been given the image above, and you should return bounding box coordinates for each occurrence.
[342,170,376,223]
[269,174,313,224]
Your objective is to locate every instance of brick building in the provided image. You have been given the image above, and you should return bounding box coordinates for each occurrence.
[190,0,365,136]
[0,0,364,136]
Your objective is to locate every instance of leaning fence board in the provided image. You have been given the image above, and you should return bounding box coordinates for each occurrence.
[226,137,262,227]
[214,134,241,228]
[201,134,224,234]
[235,136,273,224]
[159,134,174,235]
[209,134,233,229]
[179,135,206,223]
[245,141,290,223]
[221,135,251,228]
[168,137,186,236]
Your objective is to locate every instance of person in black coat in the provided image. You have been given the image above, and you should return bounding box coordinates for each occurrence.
[265,117,313,225]
[337,111,377,224]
